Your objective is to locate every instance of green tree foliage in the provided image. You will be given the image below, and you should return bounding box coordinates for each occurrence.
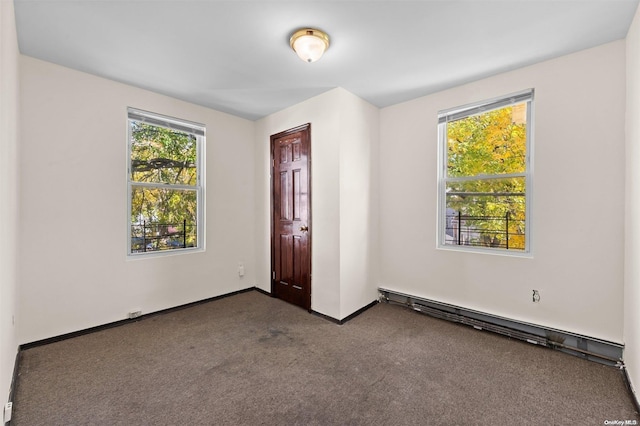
[446,105,527,250]
[130,122,198,251]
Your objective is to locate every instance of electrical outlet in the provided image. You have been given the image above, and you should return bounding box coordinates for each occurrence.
[238,262,245,277]
[532,290,540,303]
[4,401,12,422]
[128,310,142,319]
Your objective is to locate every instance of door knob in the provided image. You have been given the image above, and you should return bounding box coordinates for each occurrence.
[300,225,309,232]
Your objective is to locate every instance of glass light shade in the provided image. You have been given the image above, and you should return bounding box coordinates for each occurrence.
[290,29,329,63]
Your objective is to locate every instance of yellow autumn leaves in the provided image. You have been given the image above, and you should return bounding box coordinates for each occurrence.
[446,105,527,250]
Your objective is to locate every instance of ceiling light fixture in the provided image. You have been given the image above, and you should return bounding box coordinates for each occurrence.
[290,28,330,63]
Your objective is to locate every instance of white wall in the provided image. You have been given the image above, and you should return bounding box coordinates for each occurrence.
[18,56,256,344]
[337,89,380,318]
[379,41,626,343]
[255,88,379,320]
[625,3,640,403]
[0,0,20,405]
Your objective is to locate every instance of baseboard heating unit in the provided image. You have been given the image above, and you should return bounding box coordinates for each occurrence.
[379,288,623,367]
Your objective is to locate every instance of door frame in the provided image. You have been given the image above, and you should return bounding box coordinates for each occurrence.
[270,123,312,310]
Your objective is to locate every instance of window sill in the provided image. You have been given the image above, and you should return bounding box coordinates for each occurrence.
[126,246,204,261]
[437,244,532,258]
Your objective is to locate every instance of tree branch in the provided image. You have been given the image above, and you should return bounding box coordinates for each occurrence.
[132,158,195,172]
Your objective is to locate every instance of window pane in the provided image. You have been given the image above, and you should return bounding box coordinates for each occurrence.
[131,186,198,252]
[130,121,197,186]
[445,177,526,250]
[447,103,527,178]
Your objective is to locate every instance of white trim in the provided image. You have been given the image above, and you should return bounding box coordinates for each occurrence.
[438,88,534,123]
[127,108,205,136]
[130,182,200,191]
[445,172,527,183]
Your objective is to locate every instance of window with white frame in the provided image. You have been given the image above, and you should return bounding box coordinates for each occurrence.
[438,89,533,253]
[127,108,204,255]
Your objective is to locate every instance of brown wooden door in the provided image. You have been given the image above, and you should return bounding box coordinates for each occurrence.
[271,124,311,310]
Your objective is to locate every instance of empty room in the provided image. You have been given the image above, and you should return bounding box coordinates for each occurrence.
[2,0,640,424]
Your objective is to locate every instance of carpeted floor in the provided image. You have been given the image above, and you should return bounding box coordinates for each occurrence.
[12,290,640,425]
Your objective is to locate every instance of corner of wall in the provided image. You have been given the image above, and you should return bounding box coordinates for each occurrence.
[336,91,381,319]
[625,0,640,408]
[0,0,21,409]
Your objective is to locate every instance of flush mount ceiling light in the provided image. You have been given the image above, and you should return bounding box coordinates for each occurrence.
[290,28,330,63]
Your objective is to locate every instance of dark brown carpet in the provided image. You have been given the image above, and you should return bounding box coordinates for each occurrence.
[12,290,640,425]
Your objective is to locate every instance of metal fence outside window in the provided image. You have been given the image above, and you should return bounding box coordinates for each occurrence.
[445,211,524,250]
[131,220,197,252]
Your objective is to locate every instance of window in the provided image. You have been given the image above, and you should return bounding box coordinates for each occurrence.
[127,108,204,255]
[437,89,533,254]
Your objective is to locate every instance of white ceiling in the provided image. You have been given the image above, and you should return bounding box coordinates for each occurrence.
[13,0,640,121]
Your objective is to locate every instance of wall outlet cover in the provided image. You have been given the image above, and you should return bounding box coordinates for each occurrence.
[128,310,142,319]
[4,402,13,422]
